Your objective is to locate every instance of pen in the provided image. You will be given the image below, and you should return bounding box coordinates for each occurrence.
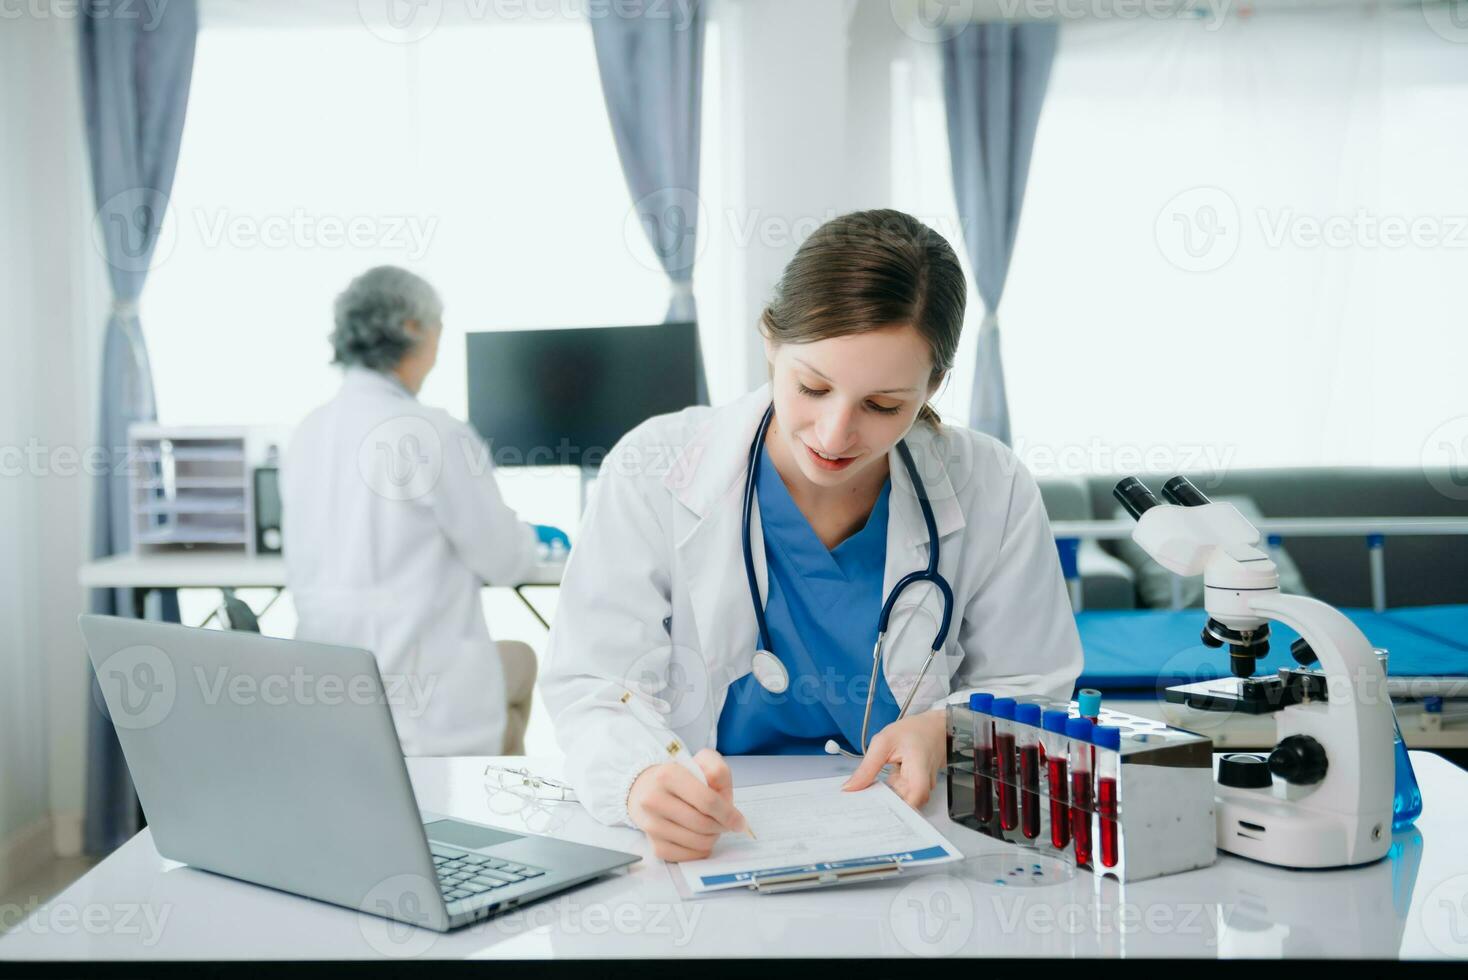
[665,737,756,841]
[618,691,756,839]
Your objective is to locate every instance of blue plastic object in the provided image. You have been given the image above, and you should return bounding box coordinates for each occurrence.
[1092,725,1122,750]
[969,692,994,713]
[533,524,571,550]
[1041,709,1069,734]
[991,698,1017,721]
[1065,717,1094,742]
[1391,708,1423,829]
[1014,703,1042,727]
[1077,689,1102,719]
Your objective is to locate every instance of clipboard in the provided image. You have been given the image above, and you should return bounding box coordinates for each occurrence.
[672,777,962,896]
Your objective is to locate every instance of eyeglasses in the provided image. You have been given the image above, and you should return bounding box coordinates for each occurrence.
[483,764,579,803]
[483,765,577,834]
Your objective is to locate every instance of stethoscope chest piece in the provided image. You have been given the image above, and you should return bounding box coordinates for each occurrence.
[750,649,789,694]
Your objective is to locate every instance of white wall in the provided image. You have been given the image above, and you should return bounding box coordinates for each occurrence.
[0,8,108,881]
[715,0,907,391]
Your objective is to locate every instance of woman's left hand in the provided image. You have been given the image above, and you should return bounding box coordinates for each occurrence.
[841,708,947,808]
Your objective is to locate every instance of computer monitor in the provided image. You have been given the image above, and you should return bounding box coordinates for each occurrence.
[466,321,707,469]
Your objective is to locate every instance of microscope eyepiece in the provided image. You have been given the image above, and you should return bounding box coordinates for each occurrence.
[1161,476,1211,507]
[1113,477,1161,521]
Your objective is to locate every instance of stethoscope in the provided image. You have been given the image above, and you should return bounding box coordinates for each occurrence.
[740,404,955,760]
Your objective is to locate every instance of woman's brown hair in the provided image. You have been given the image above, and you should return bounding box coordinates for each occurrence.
[760,209,966,426]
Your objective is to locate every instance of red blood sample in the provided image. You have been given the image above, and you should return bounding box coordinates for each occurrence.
[1098,775,1120,868]
[995,731,1018,831]
[1019,744,1041,839]
[974,745,995,823]
[1047,755,1071,849]
[1071,769,1094,866]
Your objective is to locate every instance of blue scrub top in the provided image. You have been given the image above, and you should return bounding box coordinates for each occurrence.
[716,446,901,755]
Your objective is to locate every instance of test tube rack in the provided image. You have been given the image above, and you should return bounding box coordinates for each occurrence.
[946,701,1218,882]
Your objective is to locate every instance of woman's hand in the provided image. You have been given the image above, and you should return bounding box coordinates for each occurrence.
[841,708,947,808]
[627,748,750,862]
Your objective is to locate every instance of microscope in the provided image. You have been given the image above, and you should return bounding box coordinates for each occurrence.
[1113,476,1394,869]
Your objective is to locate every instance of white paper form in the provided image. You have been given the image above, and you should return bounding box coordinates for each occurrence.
[675,776,962,893]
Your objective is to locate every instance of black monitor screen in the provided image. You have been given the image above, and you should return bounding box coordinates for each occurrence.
[466,321,707,468]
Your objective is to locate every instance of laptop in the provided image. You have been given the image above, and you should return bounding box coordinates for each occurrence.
[80,614,639,933]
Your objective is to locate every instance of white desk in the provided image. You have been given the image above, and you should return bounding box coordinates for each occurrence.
[79,552,567,627]
[2,753,1466,960]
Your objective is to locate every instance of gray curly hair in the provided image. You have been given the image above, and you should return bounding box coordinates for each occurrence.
[330,266,443,370]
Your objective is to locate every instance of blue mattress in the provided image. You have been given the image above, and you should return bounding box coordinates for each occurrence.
[1074,604,1468,693]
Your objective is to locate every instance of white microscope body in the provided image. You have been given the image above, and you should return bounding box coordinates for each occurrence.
[1116,477,1394,869]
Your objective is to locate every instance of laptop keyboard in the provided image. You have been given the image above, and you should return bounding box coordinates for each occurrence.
[430,845,547,903]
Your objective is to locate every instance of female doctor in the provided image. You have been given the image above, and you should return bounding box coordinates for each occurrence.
[541,210,1083,861]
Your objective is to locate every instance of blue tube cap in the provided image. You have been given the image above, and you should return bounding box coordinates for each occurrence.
[1014,702,1042,727]
[1065,717,1095,741]
[1077,689,1102,718]
[968,692,994,714]
[991,697,1017,720]
[1093,725,1122,750]
[1042,709,1069,734]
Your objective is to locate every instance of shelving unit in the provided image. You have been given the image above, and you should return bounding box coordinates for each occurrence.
[128,425,285,557]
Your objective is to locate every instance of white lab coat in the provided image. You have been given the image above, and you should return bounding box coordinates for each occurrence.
[541,384,1084,828]
[282,367,539,756]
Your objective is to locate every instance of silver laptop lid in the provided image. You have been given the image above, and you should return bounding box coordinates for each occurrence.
[79,615,449,932]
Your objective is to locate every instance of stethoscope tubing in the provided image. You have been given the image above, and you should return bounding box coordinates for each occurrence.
[741,403,956,757]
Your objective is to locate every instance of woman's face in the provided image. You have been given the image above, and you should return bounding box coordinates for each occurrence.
[765,324,939,492]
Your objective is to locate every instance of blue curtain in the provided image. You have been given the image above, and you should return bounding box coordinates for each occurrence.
[79,0,197,856]
[590,0,707,323]
[942,22,1058,446]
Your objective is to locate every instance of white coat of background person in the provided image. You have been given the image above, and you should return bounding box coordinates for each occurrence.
[282,266,546,756]
[541,210,1085,861]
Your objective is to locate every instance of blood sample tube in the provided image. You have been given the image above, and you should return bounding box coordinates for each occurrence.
[969,693,995,825]
[991,698,1018,832]
[1066,717,1095,867]
[1041,709,1071,850]
[1093,725,1122,869]
[1077,689,1102,724]
[1014,702,1043,840]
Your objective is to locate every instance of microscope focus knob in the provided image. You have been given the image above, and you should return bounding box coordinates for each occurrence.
[1269,735,1329,785]
[1217,753,1273,789]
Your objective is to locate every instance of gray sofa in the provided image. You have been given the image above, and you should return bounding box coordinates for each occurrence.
[1037,468,1468,610]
